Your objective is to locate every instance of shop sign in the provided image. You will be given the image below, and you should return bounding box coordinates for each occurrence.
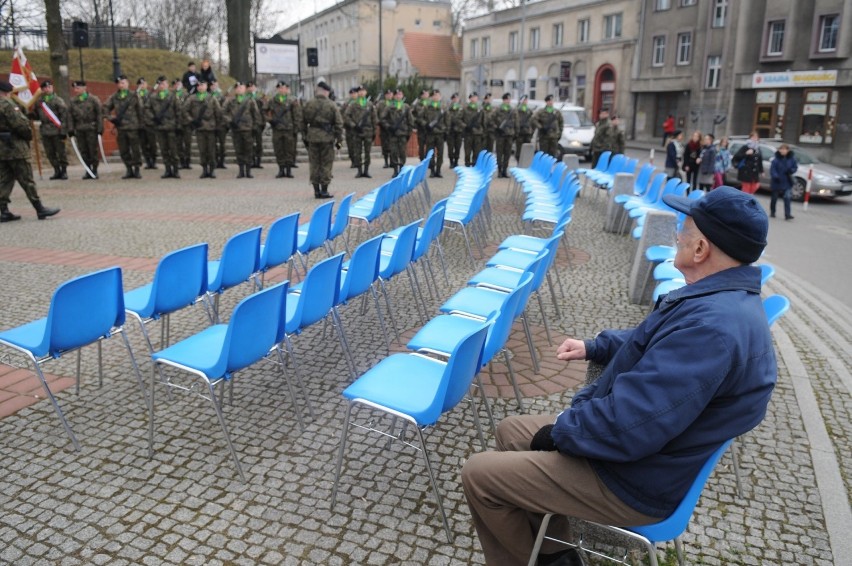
[752,70,837,89]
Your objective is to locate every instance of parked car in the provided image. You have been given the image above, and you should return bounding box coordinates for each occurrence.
[527,100,595,161]
[725,137,852,201]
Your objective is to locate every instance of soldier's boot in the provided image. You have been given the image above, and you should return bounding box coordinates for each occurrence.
[59,166,68,180]
[361,166,371,179]
[217,157,226,169]
[184,158,192,170]
[208,164,216,179]
[392,165,399,178]
[255,156,263,169]
[245,164,254,179]
[161,165,172,179]
[355,166,364,178]
[145,157,156,170]
[49,167,61,180]
[237,164,246,179]
[312,183,322,199]
[383,155,390,169]
[276,166,286,179]
[433,166,442,179]
[91,164,99,179]
[284,166,293,178]
[319,185,333,199]
[31,199,60,220]
[172,165,181,179]
[0,204,21,223]
[122,165,135,179]
[200,165,208,179]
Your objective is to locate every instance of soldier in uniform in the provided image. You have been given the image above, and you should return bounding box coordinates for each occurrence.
[344,84,376,179]
[532,95,564,158]
[377,89,394,169]
[343,87,358,169]
[513,94,534,164]
[67,80,102,179]
[136,78,158,169]
[104,74,143,179]
[445,93,464,168]
[185,80,223,179]
[422,89,447,178]
[224,81,261,179]
[171,78,192,169]
[247,82,265,169]
[591,108,615,167]
[210,80,228,169]
[492,92,517,178]
[412,89,430,161]
[0,80,60,222]
[381,88,413,178]
[146,76,182,179]
[266,81,302,179]
[32,79,69,180]
[461,92,484,167]
[481,92,495,153]
[302,81,343,199]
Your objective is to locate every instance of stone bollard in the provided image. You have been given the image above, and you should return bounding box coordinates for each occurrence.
[603,173,635,233]
[519,143,536,168]
[562,154,580,172]
[628,210,677,305]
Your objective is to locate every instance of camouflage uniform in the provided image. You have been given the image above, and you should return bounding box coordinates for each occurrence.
[342,93,357,168]
[146,89,182,178]
[33,92,69,179]
[104,88,143,178]
[377,95,393,167]
[461,102,484,167]
[481,101,495,153]
[412,96,430,160]
[513,102,534,164]
[491,101,517,177]
[68,91,103,178]
[250,92,266,168]
[266,93,302,178]
[0,96,60,221]
[445,101,464,168]
[422,100,448,177]
[381,98,413,177]
[136,87,158,169]
[224,94,261,178]
[302,92,343,197]
[591,117,615,167]
[532,106,564,159]
[211,88,228,168]
[185,91,223,178]
[173,87,192,168]
[344,97,377,178]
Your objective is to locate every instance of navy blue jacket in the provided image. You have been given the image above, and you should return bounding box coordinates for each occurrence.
[665,140,679,170]
[552,266,777,518]
[770,151,798,192]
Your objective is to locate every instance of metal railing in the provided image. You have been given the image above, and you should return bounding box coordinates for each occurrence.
[0,24,167,51]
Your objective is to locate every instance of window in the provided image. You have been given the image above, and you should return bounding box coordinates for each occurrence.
[705,55,721,89]
[578,19,590,43]
[677,32,692,64]
[766,20,785,56]
[604,13,622,39]
[433,20,442,29]
[799,89,838,144]
[818,14,839,53]
[652,35,666,66]
[470,38,478,59]
[655,0,671,10]
[680,0,696,6]
[509,31,518,53]
[530,27,540,50]
[482,36,491,56]
[553,23,564,47]
[713,0,728,27]
[414,18,421,28]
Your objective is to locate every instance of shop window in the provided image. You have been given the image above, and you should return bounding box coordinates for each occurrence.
[800,89,838,145]
[818,14,839,53]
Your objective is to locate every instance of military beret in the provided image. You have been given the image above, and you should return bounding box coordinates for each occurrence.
[246,81,255,87]
[544,94,554,102]
[484,92,492,98]
[72,80,87,87]
[520,94,528,101]
[234,81,244,87]
[421,89,430,95]
[468,92,478,99]
[137,77,146,85]
[385,89,394,95]
[348,87,357,94]
[114,74,128,83]
[357,84,366,91]
[40,79,53,88]
[317,81,331,91]
[156,76,168,84]
[276,81,287,88]
[172,78,182,85]
[0,80,13,93]
[450,93,459,99]
[430,89,440,96]
[502,92,511,100]
[395,88,404,95]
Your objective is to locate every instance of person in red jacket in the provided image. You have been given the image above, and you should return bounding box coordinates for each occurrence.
[662,114,675,147]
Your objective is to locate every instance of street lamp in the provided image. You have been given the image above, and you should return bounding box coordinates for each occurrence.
[378,0,396,93]
[108,0,121,78]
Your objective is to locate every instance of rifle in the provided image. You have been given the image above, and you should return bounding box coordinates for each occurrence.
[391,105,409,135]
[541,111,558,134]
[427,107,445,132]
[190,100,209,130]
[270,101,287,127]
[355,101,373,133]
[153,96,173,126]
[463,109,481,134]
[110,96,133,128]
[230,98,250,129]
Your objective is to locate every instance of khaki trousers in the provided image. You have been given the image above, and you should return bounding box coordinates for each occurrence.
[461,414,656,566]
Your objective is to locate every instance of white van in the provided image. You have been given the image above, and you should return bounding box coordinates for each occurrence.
[524,100,595,162]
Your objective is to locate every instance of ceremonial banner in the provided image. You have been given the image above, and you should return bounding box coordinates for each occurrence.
[9,46,41,109]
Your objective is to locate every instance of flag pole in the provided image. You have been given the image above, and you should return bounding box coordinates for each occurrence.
[31,122,43,179]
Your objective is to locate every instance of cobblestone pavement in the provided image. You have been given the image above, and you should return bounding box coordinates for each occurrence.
[0,158,850,565]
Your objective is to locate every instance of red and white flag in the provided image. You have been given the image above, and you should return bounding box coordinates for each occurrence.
[9,46,41,110]
[40,101,62,128]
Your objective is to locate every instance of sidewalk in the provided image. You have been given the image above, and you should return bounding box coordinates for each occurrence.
[0,159,849,565]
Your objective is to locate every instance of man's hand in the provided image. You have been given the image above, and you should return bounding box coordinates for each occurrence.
[556,338,586,361]
[530,424,557,451]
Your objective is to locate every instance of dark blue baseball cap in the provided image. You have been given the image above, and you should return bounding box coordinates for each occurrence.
[663,186,768,264]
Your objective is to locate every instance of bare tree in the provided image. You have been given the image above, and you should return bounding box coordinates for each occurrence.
[137,0,218,55]
[43,0,69,99]
[451,0,521,34]
[226,0,250,81]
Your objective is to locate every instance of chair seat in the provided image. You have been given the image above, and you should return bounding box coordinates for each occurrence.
[123,283,155,318]
[486,249,538,270]
[0,318,49,357]
[407,315,482,355]
[468,267,525,290]
[152,325,228,377]
[342,353,447,426]
[499,235,547,254]
[440,287,506,318]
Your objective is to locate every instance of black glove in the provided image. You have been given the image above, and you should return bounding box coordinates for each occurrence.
[530,424,557,452]
[335,141,342,150]
[58,134,67,140]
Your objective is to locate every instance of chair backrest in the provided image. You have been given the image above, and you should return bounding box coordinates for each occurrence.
[763,294,790,327]
[151,243,209,316]
[518,252,549,314]
[340,234,383,302]
[629,439,733,543]
[413,208,445,261]
[299,200,334,253]
[47,267,126,354]
[621,158,639,174]
[289,252,344,331]
[634,163,655,195]
[455,186,489,224]
[329,193,355,241]
[758,263,775,286]
[381,221,419,279]
[604,154,626,176]
[640,173,667,205]
[225,281,288,374]
[439,324,491,417]
[482,273,534,364]
[211,226,262,291]
[260,213,299,272]
[594,151,612,172]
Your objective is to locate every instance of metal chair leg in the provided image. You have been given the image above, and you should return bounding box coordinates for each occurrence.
[520,312,541,374]
[370,284,392,356]
[31,358,81,451]
[206,381,247,482]
[413,424,453,543]
[283,336,317,421]
[731,438,744,498]
[332,307,358,380]
[504,349,525,413]
[536,291,554,347]
[331,401,355,509]
[274,348,306,431]
[378,278,401,343]
[474,372,497,438]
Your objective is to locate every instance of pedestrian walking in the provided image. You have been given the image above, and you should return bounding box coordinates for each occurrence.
[67,80,102,179]
[146,76,182,179]
[224,81,261,179]
[186,80,223,179]
[733,131,763,195]
[532,95,563,159]
[302,81,343,199]
[104,74,143,179]
[769,143,797,220]
[31,79,69,180]
[492,93,517,178]
[662,113,675,148]
[713,136,732,189]
[344,85,376,179]
[266,81,302,179]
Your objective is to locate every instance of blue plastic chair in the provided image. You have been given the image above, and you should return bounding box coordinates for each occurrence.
[758,263,775,286]
[528,439,734,566]
[125,243,210,354]
[763,294,790,327]
[256,212,299,289]
[207,226,262,322]
[0,267,144,451]
[331,323,490,543]
[297,200,334,273]
[444,185,489,267]
[349,182,390,240]
[377,221,421,342]
[326,192,355,256]
[150,282,290,482]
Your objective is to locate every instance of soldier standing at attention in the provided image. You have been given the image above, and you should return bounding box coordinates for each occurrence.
[343,87,358,169]
[445,93,464,168]
[381,88,413,178]
[590,108,613,167]
[266,81,302,179]
[104,74,143,179]
[146,76,181,179]
[481,92,495,153]
[492,93,517,178]
[377,89,394,169]
[302,81,343,199]
[172,79,192,170]
[67,80,102,180]
[247,82,266,169]
[186,80,222,179]
[0,80,60,222]
[210,80,228,169]
[532,95,564,159]
[423,89,447,178]
[136,78,158,170]
[513,94,534,164]
[32,79,69,180]
[345,85,376,179]
[412,89,430,161]
[461,92,483,167]
[224,81,260,179]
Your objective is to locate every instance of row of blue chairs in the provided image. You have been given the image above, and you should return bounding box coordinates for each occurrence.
[577,150,640,198]
[441,151,498,266]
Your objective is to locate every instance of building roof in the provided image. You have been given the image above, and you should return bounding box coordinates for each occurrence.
[401,32,460,78]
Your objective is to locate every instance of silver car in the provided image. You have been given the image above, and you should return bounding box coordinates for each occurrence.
[725,138,852,201]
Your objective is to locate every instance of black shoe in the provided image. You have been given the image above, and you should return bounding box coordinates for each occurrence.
[313,183,322,198]
[318,185,333,199]
[172,166,181,179]
[0,205,21,222]
[145,158,157,170]
[200,165,208,179]
[32,200,60,220]
[161,166,172,179]
[538,548,589,566]
[237,164,245,179]
[392,165,399,178]
[284,167,293,178]
[208,166,216,179]
[276,166,286,178]
[785,215,794,220]
[59,166,68,180]
[433,171,442,178]
[355,166,364,178]
[383,157,390,168]
[49,167,61,180]
[122,165,134,179]
[362,166,371,179]
[217,158,226,169]
[770,213,776,218]
[245,166,254,178]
